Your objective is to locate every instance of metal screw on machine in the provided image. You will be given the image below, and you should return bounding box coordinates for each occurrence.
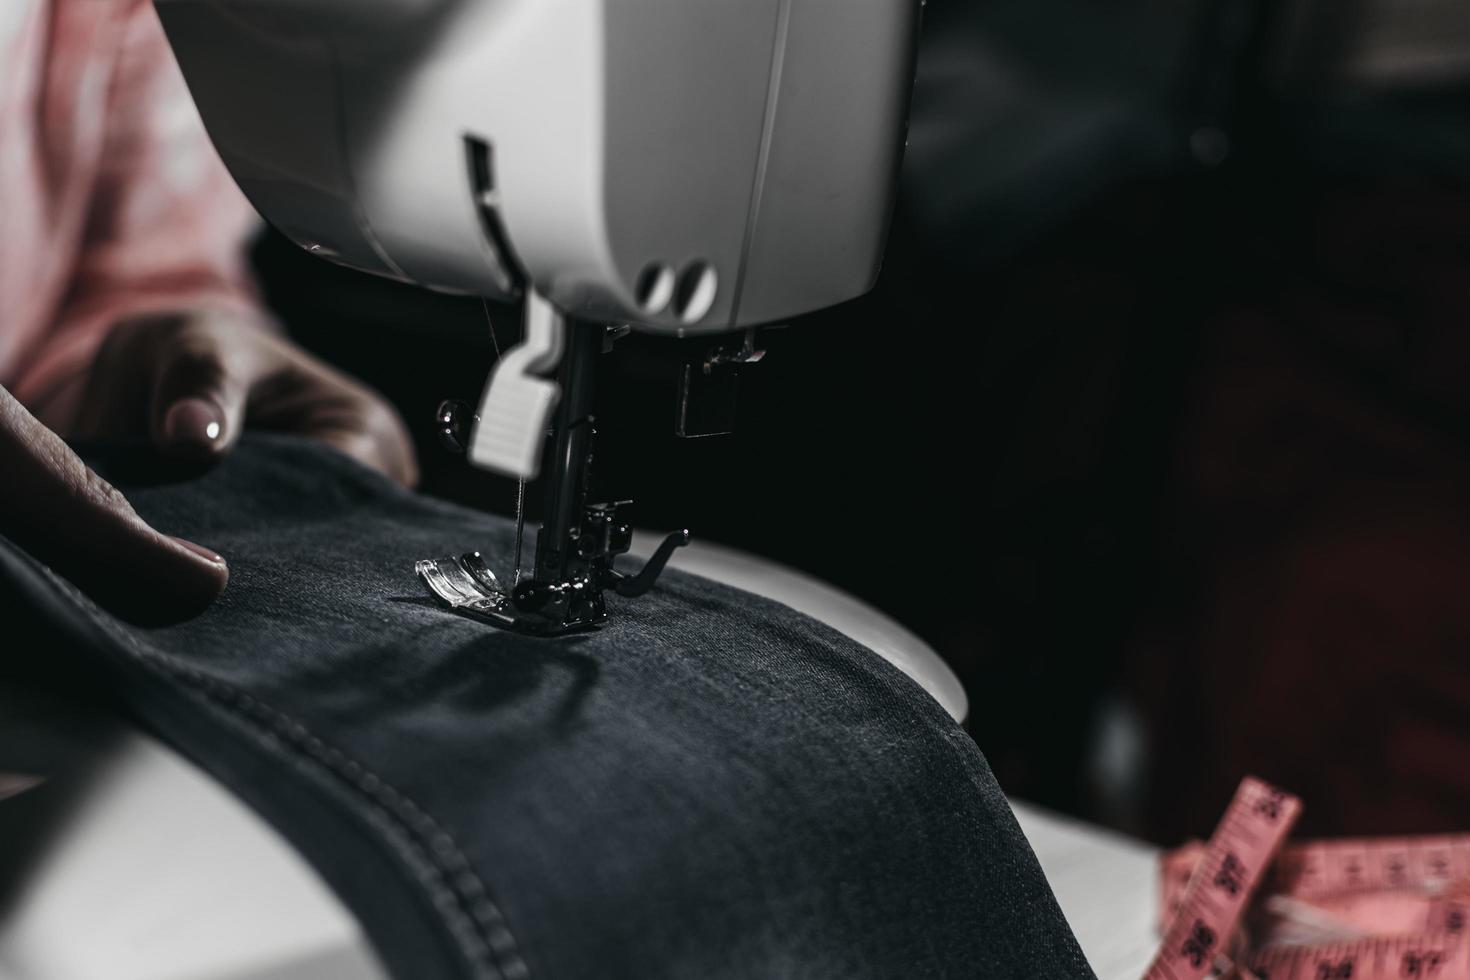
[435,399,476,454]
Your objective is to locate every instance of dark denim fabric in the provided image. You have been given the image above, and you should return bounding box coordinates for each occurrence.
[0,436,1093,980]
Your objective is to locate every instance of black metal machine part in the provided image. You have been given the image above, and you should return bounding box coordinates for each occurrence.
[511,319,692,634]
[435,320,691,636]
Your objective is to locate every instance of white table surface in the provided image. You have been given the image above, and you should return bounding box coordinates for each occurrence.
[1013,802,1162,979]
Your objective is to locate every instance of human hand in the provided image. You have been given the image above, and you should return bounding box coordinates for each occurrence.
[65,310,418,487]
[0,384,229,624]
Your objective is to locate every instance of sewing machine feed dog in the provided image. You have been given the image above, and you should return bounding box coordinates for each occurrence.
[154,0,922,634]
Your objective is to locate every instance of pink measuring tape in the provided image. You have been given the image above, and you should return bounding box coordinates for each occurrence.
[1145,777,1470,979]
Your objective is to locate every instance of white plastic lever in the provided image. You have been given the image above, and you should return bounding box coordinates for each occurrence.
[468,290,566,479]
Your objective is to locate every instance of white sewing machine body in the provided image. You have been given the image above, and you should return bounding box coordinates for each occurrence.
[156,0,925,633]
[155,0,921,333]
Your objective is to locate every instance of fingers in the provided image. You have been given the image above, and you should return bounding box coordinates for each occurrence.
[241,332,420,488]
[69,310,419,486]
[67,312,254,459]
[146,316,257,461]
[144,313,419,486]
[0,386,229,624]
[313,404,421,488]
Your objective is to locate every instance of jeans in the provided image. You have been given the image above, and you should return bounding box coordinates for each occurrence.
[0,436,1093,980]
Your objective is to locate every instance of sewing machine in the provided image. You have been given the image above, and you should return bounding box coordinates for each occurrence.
[153,0,923,635]
[4,8,1202,975]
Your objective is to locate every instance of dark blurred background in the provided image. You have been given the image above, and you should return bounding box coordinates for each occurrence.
[252,0,1470,843]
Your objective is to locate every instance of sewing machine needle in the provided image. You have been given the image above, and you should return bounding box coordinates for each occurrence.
[484,298,529,589]
[512,479,526,590]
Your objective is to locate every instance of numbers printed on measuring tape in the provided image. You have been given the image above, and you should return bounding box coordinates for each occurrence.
[1251,939,1470,980]
[1256,788,1290,822]
[1181,920,1215,968]
[1145,778,1303,980]
[1154,783,1470,980]
[1401,951,1445,977]
[1214,853,1245,895]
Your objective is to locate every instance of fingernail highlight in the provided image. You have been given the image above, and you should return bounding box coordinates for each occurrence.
[169,535,227,566]
[162,398,225,450]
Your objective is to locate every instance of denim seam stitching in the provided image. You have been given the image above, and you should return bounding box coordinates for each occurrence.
[51,574,530,980]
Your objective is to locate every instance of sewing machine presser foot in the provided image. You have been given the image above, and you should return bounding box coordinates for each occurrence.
[417,515,690,636]
[418,303,692,635]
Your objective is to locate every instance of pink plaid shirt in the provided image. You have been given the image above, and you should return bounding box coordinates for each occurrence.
[0,0,259,427]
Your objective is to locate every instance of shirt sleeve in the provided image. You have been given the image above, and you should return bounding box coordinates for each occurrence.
[13,0,264,425]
